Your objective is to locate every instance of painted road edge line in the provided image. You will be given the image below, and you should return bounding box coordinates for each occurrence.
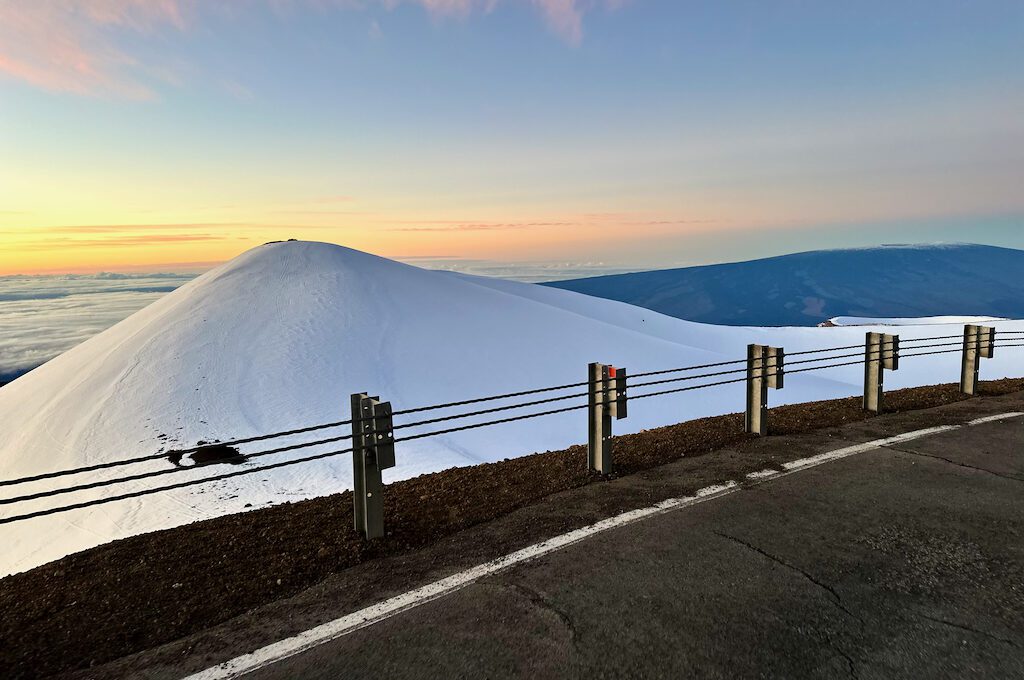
[781,425,958,472]
[183,482,739,680]
[966,412,1024,426]
[185,415,1017,680]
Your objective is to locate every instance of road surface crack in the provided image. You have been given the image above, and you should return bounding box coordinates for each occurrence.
[918,613,1020,648]
[714,531,862,679]
[713,531,859,621]
[835,645,859,680]
[883,445,1022,482]
[491,580,578,645]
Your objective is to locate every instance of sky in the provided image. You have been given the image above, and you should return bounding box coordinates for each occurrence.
[1,0,1023,275]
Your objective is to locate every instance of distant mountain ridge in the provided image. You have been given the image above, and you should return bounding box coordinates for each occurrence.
[544,244,1024,326]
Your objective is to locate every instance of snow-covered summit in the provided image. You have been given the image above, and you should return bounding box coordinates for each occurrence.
[1,241,1021,577]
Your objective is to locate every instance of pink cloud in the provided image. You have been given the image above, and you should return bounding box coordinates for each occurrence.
[531,0,584,46]
[0,1,188,98]
[0,0,620,97]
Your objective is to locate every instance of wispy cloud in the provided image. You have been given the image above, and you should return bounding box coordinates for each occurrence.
[0,1,621,97]
[32,222,250,234]
[0,0,188,98]
[13,233,232,251]
[383,214,714,232]
[388,220,573,231]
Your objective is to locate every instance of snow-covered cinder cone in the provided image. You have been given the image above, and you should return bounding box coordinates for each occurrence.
[1,240,1022,576]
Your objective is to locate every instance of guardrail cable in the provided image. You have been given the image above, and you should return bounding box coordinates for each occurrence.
[628,366,747,390]
[785,343,864,356]
[629,375,750,401]
[0,418,354,489]
[900,334,964,343]
[0,432,355,506]
[390,380,592,417]
[393,390,593,431]
[628,358,747,379]
[393,403,590,443]
[4,331,1022,523]
[898,347,963,358]
[0,446,357,526]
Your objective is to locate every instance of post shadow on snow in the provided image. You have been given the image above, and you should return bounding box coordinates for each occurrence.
[167,442,246,467]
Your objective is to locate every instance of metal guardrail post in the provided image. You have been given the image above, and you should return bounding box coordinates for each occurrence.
[350,392,396,539]
[588,363,627,474]
[745,344,784,436]
[351,393,368,533]
[612,367,628,420]
[863,332,899,413]
[960,325,995,396]
[588,363,603,473]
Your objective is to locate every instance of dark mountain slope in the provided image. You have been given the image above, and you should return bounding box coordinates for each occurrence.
[545,244,1024,326]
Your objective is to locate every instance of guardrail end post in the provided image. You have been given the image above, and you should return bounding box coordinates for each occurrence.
[745,345,763,435]
[864,332,900,412]
[613,367,628,421]
[350,393,395,539]
[350,393,368,533]
[745,344,783,436]
[601,365,617,473]
[960,325,994,396]
[589,362,625,475]
[588,362,613,474]
[864,332,882,412]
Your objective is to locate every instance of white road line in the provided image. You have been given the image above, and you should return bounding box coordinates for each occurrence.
[185,414,1019,680]
[782,425,959,472]
[184,483,739,680]
[966,412,1024,426]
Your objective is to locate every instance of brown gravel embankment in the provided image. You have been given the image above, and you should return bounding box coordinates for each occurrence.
[2,379,1023,678]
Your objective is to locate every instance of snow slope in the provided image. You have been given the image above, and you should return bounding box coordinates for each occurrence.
[1,241,1022,577]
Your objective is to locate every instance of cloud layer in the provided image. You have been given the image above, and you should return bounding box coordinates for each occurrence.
[0,272,193,379]
[0,0,613,97]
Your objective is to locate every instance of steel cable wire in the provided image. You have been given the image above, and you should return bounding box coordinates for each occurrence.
[627,358,747,379]
[900,334,965,343]
[0,418,353,489]
[0,432,355,506]
[628,366,748,390]
[785,343,864,356]
[390,380,592,417]
[393,402,591,443]
[7,337,1021,513]
[897,347,963,358]
[628,375,750,401]
[0,445,357,526]
[630,349,888,390]
[393,389,595,431]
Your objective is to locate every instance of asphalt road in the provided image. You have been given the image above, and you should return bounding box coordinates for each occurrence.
[86,397,1024,680]
[244,415,1024,680]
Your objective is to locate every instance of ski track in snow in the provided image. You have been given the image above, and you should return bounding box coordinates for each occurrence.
[0,241,1022,577]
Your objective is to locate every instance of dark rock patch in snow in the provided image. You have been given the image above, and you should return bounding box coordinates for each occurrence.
[167,442,245,467]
